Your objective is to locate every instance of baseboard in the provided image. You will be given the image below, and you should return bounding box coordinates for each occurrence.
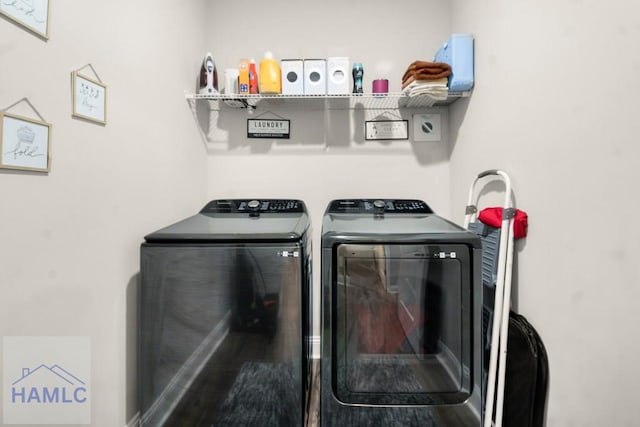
[310,335,320,359]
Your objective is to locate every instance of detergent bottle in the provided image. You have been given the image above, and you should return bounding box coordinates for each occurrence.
[249,59,259,94]
[238,58,250,94]
[259,51,281,94]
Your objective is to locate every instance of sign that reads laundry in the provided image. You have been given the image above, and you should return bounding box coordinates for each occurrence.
[247,118,290,139]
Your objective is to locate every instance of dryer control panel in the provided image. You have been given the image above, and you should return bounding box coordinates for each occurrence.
[327,199,433,214]
[201,199,305,214]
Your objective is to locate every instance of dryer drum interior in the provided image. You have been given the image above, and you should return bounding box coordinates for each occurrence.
[321,199,482,427]
[333,243,473,406]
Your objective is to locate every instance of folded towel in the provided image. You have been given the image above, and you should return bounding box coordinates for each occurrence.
[402,78,449,104]
[402,77,448,91]
[402,70,450,86]
[401,61,451,82]
[403,60,451,75]
[404,86,448,100]
[402,79,448,91]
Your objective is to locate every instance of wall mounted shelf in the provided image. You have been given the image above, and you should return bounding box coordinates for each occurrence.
[185,91,471,111]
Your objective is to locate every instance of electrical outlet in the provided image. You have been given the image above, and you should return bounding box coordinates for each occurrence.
[413,113,441,142]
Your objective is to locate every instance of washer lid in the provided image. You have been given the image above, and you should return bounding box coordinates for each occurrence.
[144,199,310,243]
[322,199,479,246]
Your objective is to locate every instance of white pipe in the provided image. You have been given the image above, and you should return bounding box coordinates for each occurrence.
[494,219,515,427]
[481,170,512,427]
[482,220,509,427]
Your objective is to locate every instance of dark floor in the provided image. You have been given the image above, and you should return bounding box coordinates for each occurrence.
[307,360,320,427]
[166,330,301,426]
[165,332,268,426]
[162,347,477,427]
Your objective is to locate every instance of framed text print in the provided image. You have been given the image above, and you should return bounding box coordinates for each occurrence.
[365,120,409,141]
[0,111,51,172]
[72,71,107,125]
[0,0,50,39]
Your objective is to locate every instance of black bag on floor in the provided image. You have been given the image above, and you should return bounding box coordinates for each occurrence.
[503,312,549,427]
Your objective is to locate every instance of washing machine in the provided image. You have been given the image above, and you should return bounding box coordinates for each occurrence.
[139,199,312,426]
[320,199,483,426]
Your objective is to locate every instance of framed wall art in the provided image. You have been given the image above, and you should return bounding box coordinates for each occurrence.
[247,118,291,139]
[0,111,51,172]
[365,120,409,141]
[0,0,50,40]
[72,71,107,125]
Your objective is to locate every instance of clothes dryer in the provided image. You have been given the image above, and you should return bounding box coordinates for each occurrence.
[139,199,312,426]
[320,199,482,426]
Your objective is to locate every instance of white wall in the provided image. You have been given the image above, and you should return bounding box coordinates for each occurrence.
[203,0,454,349]
[0,1,209,425]
[450,1,640,426]
[5,1,637,426]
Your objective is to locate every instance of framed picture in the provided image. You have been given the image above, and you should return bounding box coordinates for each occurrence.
[247,118,290,139]
[0,111,51,172]
[72,71,107,125]
[0,0,50,40]
[365,120,409,141]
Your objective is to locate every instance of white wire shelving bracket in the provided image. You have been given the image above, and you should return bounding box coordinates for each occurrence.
[185,91,471,111]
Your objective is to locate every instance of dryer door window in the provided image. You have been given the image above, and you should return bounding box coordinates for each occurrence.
[333,243,472,405]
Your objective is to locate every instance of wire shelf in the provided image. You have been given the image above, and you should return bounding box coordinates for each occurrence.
[186,91,470,111]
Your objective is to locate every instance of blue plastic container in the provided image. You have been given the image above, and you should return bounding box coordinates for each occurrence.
[434,33,474,92]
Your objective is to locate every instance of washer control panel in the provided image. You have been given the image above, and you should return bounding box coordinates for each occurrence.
[327,199,433,214]
[201,199,305,214]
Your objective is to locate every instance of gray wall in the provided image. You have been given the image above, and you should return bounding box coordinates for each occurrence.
[203,0,455,359]
[0,1,209,425]
[2,0,638,426]
[450,1,640,426]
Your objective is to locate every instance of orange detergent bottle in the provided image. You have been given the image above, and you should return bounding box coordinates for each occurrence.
[238,58,250,94]
[259,51,281,94]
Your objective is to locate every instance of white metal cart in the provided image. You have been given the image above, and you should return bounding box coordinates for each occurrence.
[463,170,516,427]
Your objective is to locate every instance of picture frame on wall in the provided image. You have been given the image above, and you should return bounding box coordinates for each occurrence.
[364,120,409,141]
[0,0,50,40]
[0,111,51,172]
[72,71,107,125]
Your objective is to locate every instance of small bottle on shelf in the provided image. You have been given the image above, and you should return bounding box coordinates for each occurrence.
[249,59,259,94]
[238,58,250,94]
[352,62,363,94]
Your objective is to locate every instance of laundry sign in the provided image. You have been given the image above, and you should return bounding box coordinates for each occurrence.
[247,118,290,139]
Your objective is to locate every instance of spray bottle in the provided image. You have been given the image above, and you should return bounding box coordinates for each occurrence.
[249,59,259,94]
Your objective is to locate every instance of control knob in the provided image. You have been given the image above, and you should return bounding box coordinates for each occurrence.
[373,199,386,216]
[247,199,261,217]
